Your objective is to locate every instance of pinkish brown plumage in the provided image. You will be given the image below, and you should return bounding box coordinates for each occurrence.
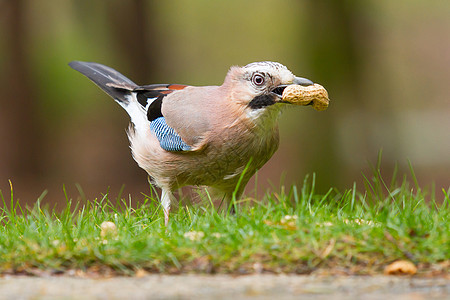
[69,61,319,225]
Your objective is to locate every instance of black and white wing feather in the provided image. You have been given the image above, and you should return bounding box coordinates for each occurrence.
[69,61,191,152]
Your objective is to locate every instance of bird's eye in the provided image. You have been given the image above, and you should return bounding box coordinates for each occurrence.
[252,74,265,86]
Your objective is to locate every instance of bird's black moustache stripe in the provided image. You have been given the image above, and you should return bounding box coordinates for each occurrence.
[248,94,277,109]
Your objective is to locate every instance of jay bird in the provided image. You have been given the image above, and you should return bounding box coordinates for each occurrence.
[69,61,315,225]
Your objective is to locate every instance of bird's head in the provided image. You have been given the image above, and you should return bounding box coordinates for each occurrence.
[223,61,314,119]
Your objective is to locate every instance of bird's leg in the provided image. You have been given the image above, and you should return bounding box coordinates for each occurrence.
[227,181,248,214]
[225,192,239,215]
[229,203,236,214]
[161,188,173,226]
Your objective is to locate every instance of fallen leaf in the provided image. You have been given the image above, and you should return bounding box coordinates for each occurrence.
[320,239,336,259]
[384,260,417,275]
[135,268,148,278]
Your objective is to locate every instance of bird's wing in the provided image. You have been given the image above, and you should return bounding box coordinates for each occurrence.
[160,86,221,151]
[69,61,198,152]
[130,84,194,152]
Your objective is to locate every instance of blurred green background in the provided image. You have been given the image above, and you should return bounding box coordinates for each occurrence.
[1,0,449,205]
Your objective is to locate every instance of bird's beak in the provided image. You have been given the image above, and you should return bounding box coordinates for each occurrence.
[293,76,314,86]
[271,76,314,99]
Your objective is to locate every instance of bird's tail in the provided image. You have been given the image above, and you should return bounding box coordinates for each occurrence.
[69,61,138,104]
[69,61,151,135]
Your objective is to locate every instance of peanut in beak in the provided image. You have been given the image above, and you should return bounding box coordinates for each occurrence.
[281,84,330,111]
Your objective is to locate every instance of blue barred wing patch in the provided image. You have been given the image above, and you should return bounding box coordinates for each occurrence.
[149,117,191,152]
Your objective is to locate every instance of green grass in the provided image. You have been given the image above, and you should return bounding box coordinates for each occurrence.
[0,165,449,276]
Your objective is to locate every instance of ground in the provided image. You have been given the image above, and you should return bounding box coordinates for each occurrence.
[0,274,448,299]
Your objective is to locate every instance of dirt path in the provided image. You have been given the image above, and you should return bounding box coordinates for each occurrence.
[0,274,448,299]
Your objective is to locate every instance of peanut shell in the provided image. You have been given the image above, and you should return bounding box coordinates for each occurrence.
[282,83,330,111]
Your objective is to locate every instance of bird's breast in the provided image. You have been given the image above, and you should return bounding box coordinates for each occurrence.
[181,116,280,188]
